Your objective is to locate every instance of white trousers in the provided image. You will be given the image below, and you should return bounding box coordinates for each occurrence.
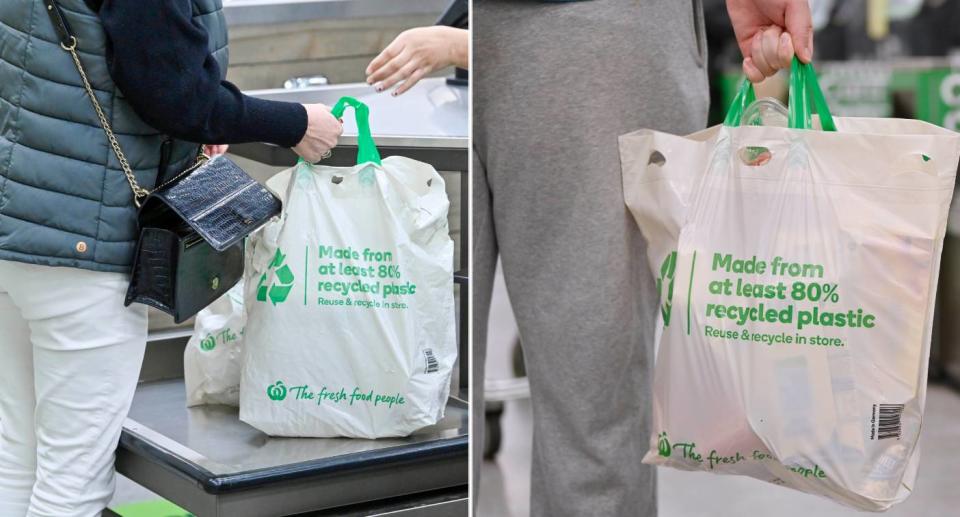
[0,260,147,517]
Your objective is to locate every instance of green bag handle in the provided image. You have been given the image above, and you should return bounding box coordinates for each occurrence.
[330,96,382,165]
[722,78,757,127]
[298,96,382,166]
[724,57,836,132]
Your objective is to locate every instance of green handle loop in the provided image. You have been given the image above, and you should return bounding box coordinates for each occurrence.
[805,62,836,131]
[330,96,382,166]
[724,57,836,132]
[723,78,757,127]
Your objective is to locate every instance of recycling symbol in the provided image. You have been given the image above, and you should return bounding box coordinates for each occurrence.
[658,251,677,326]
[257,249,295,305]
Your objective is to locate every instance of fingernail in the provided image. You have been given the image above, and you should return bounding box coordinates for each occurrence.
[375,83,384,92]
[392,90,399,97]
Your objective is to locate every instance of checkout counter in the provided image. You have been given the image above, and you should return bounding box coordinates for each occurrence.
[221,0,453,26]
[118,77,468,516]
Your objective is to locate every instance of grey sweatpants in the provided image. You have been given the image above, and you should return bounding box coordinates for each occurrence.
[472,1,710,515]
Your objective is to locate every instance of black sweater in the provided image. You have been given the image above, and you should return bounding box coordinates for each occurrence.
[97,0,308,148]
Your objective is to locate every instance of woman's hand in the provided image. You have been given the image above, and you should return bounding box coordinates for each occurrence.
[293,104,343,163]
[365,26,469,96]
[727,0,813,83]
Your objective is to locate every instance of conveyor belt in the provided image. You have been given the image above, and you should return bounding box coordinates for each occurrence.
[118,379,467,516]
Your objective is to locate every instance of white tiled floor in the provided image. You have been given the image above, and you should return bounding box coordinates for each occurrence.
[478,385,960,517]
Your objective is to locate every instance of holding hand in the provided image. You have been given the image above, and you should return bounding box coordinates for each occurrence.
[366,26,469,96]
[727,0,813,83]
[293,104,343,163]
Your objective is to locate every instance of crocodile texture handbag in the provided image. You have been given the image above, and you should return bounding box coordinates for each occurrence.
[46,0,281,322]
[126,156,281,322]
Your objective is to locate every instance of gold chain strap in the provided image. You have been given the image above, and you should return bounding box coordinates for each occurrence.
[62,37,151,207]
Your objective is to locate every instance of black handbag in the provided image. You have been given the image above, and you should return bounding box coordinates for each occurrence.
[124,156,280,322]
[46,0,281,322]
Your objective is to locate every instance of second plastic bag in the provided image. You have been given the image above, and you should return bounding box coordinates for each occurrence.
[240,97,456,438]
[184,282,245,407]
[620,61,960,511]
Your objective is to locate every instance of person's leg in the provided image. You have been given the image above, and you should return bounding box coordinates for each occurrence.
[0,261,147,517]
[474,1,709,515]
[470,141,498,508]
[0,267,37,515]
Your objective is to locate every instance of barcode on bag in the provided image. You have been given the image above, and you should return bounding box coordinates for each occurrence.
[872,404,904,440]
[424,349,439,374]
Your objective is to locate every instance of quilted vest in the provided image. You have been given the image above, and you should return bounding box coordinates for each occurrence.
[0,0,228,273]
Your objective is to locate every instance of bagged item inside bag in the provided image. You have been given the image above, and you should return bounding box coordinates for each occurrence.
[241,97,457,438]
[619,60,960,511]
[184,281,245,407]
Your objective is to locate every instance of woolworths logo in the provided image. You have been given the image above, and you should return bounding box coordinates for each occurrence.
[658,432,672,457]
[267,381,288,401]
[658,252,677,326]
[257,249,295,305]
[200,335,216,351]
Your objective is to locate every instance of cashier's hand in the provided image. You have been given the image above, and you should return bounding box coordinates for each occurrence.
[293,104,343,163]
[366,26,469,96]
[727,0,814,83]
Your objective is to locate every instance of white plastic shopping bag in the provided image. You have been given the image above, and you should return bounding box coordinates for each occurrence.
[620,61,960,511]
[240,97,456,438]
[184,282,245,407]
